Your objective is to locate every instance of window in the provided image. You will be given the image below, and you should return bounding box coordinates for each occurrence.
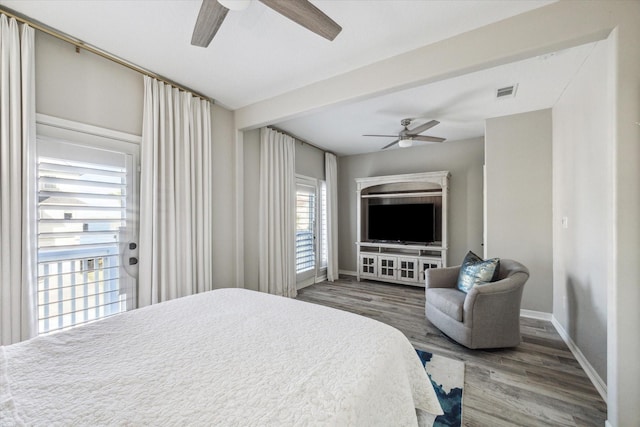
[295,184,316,274]
[295,176,328,286]
[319,181,328,269]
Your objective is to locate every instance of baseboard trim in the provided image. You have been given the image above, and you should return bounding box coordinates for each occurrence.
[520,309,552,321]
[297,276,316,290]
[338,269,357,277]
[551,316,607,402]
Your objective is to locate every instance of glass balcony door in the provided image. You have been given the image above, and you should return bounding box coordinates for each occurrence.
[36,133,139,334]
[295,176,327,288]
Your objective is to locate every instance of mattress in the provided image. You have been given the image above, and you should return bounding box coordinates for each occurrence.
[0,288,442,425]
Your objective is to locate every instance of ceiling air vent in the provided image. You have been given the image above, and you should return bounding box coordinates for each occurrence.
[496,84,518,99]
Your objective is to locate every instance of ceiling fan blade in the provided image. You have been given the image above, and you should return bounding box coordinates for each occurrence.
[412,135,446,143]
[381,140,399,150]
[258,0,342,41]
[363,134,398,137]
[191,0,229,47]
[407,120,440,136]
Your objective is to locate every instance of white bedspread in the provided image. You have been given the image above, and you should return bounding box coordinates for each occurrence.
[0,288,442,426]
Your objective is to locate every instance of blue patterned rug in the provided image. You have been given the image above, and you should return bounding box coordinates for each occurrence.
[416,349,464,427]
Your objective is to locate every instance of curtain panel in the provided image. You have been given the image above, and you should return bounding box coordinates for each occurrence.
[0,15,37,345]
[138,76,213,306]
[325,152,339,282]
[258,128,296,297]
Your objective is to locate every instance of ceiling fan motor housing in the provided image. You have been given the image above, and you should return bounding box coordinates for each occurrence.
[363,118,443,150]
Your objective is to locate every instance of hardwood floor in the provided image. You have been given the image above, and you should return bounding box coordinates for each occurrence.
[296,276,607,427]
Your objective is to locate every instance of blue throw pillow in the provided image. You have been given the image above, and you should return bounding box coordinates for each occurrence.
[456,251,500,293]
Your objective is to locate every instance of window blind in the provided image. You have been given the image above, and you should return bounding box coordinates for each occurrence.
[319,181,328,269]
[37,156,127,333]
[295,186,315,274]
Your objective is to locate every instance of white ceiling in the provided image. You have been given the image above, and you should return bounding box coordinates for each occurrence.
[0,0,594,156]
[0,0,554,110]
[275,41,597,155]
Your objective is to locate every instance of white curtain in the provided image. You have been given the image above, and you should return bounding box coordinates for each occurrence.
[138,76,213,306]
[0,15,37,345]
[258,128,296,297]
[325,152,339,282]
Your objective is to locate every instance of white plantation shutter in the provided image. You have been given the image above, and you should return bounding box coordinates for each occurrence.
[319,181,328,269]
[295,184,315,274]
[37,154,129,333]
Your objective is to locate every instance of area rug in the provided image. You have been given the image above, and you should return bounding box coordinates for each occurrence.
[415,349,464,427]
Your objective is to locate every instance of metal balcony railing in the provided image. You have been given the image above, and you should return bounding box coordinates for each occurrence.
[38,245,124,334]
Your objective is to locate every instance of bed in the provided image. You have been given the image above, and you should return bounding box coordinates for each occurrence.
[0,288,442,425]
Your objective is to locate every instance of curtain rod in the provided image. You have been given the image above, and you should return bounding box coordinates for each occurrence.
[268,126,337,157]
[0,7,213,103]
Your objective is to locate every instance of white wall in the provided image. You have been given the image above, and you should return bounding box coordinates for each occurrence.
[338,137,484,273]
[485,110,553,313]
[35,30,238,289]
[552,39,611,383]
[607,12,640,425]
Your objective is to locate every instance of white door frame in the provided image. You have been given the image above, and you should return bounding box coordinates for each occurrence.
[36,114,141,325]
[295,174,327,288]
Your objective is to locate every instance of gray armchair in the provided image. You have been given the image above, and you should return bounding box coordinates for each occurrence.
[425,259,529,349]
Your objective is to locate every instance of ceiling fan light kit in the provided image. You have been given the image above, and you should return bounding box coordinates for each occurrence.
[363,118,446,150]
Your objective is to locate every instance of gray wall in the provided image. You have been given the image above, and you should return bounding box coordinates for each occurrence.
[485,110,553,313]
[35,30,237,289]
[243,129,260,291]
[35,31,143,135]
[210,104,237,289]
[242,129,326,291]
[295,140,325,181]
[552,40,610,382]
[337,137,484,273]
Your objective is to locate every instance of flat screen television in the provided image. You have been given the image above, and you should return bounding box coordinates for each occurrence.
[368,203,435,244]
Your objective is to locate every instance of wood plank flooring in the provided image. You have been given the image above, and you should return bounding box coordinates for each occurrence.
[296,276,607,427]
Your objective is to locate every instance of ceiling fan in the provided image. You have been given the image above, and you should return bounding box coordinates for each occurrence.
[191,0,342,47]
[364,119,446,150]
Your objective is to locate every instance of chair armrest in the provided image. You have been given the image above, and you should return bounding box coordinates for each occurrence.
[425,265,460,289]
[463,272,529,315]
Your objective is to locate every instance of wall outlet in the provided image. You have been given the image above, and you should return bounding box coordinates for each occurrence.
[562,216,569,229]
